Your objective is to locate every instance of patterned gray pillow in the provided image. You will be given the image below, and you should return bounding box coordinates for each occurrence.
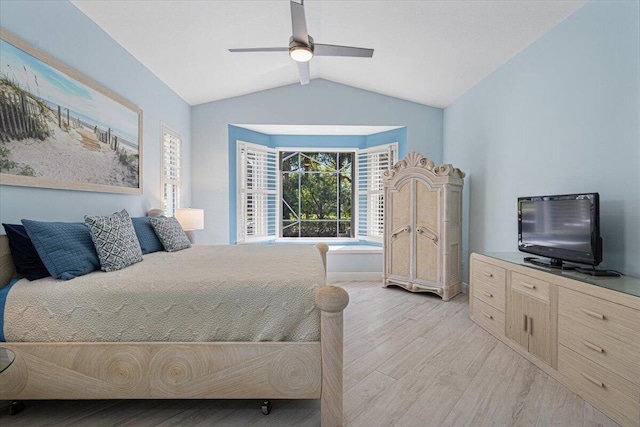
[149,216,191,252]
[84,209,143,272]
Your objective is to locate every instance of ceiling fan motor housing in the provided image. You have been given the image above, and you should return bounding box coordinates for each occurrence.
[289,35,314,62]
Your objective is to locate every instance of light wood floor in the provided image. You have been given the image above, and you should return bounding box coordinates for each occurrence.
[0,282,619,426]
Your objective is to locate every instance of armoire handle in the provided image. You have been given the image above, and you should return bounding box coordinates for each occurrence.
[391,225,411,239]
[416,225,438,243]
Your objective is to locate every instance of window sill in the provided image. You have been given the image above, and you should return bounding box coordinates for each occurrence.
[276,237,359,244]
[241,239,383,251]
[328,245,383,254]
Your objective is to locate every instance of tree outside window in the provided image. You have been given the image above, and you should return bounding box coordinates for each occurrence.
[281,151,354,238]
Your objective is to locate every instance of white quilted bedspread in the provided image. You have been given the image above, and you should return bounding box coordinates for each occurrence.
[4,245,326,342]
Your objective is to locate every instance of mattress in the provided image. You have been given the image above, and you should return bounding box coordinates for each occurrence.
[1,244,325,343]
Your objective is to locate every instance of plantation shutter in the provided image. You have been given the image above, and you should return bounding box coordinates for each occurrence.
[162,125,182,217]
[237,141,277,243]
[357,143,398,242]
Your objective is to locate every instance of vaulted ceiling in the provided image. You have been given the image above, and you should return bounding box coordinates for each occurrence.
[71,0,587,108]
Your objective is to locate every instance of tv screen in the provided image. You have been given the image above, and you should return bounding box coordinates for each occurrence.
[518,193,601,267]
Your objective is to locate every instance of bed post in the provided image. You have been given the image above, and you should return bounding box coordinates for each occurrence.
[315,242,329,271]
[315,285,349,427]
[0,235,18,287]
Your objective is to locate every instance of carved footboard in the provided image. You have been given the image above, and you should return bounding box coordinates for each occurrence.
[0,239,349,427]
[0,287,348,424]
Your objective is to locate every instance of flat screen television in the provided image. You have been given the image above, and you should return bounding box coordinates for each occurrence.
[517,193,602,269]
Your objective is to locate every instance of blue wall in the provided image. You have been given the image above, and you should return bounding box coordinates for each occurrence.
[193,79,442,244]
[227,126,406,243]
[0,0,191,224]
[444,0,640,278]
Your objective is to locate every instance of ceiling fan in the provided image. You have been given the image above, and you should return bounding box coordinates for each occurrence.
[228,0,374,85]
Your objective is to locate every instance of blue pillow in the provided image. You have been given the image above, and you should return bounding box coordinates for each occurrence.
[2,223,50,281]
[131,217,164,254]
[21,220,100,280]
[149,216,191,252]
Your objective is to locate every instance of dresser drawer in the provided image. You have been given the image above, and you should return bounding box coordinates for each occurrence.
[558,345,639,427]
[559,287,640,347]
[511,271,550,302]
[559,314,640,385]
[473,277,505,312]
[472,260,506,288]
[472,297,505,337]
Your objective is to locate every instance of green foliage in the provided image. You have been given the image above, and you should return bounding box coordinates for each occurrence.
[18,164,35,176]
[0,141,35,176]
[0,142,17,172]
[281,152,353,237]
[0,74,50,112]
[0,73,52,141]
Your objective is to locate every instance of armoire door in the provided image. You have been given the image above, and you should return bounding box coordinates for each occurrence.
[414,180,439,284]
[389,181,411,280]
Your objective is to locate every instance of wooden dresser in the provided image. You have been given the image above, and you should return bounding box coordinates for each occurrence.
[469,253,640,427]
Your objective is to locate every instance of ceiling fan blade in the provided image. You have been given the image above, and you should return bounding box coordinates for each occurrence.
[229,47,289,53]
[290,1,309,44]
[314,44,374,58]
[297,61,310,85]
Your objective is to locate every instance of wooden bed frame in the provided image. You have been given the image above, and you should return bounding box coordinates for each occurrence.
[0,236,348,426]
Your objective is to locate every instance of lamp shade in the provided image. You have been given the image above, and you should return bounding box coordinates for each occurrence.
[175,208,204,230]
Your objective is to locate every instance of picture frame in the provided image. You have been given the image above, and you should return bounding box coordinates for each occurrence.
[0,28,143,195]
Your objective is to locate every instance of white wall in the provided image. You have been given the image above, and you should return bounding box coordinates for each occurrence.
[0,0,191,224]
[444,0,640,279]
[191,79,443,244]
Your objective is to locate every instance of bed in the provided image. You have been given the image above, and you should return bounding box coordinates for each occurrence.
[0,236,348,426]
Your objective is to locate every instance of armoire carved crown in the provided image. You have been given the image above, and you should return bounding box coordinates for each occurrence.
[383,151,465,181]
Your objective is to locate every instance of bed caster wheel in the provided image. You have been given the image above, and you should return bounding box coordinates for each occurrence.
[8,401,25,415]
[261,400,272,415]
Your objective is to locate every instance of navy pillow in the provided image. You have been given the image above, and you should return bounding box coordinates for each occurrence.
[2,223,51,281]
[131,217,164,254]
[21,220,100,280]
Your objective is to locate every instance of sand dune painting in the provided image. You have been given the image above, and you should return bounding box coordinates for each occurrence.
[0,29,142,194]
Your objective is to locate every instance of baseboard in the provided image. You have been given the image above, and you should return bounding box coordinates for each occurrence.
[461,281,469,294]
[327,272,383,283]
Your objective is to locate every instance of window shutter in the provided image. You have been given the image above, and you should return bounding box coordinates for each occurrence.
[358,143,398,242]
[237,141,277,243]
[162,125,182,217]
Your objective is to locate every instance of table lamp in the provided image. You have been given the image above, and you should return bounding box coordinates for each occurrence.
[176,208,204,243]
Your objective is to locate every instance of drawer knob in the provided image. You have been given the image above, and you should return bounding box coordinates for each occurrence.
[521,282,536,290]
[481,311,493,320]
[483,272,493,278]
[582,372,604,388]
[482,290,493,298]
[583,340,604,353]
[580,308,605,320]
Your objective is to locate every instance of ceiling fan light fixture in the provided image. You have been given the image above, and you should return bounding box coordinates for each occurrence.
[290,45,313,62]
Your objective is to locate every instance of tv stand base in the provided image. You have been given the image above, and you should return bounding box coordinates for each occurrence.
[523,257,578,270]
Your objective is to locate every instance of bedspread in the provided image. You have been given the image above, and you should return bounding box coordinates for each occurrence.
[2,245,325,342]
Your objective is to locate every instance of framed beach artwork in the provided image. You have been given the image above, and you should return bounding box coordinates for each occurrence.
[0,28,142,194]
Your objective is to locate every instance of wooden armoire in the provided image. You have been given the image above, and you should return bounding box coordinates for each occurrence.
[382,152,465,301]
